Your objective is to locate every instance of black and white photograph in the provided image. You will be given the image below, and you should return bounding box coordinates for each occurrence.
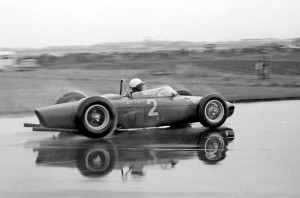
[0,0,300,197]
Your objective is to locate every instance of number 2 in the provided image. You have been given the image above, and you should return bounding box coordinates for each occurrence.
[147,99,159,116]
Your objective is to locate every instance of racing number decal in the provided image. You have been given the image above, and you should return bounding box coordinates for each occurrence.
[147,99,159,116]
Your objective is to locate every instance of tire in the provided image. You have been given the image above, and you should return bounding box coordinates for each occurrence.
[76,96,117,138]
[198,132,226,163]
[176,89,192,96]
[55,92,87,104]
[76,140,117,178]
[198,94,228,129]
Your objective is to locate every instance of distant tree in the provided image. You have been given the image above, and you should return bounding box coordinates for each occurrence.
[293,38,300,47]
[36,54,58,66]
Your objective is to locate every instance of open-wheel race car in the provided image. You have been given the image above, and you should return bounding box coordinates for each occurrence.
[26,79,235,138]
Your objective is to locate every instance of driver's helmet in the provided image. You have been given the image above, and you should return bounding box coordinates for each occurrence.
[129,78,146,91]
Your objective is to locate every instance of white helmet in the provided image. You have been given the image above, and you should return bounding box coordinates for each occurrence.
[129,78,145,90]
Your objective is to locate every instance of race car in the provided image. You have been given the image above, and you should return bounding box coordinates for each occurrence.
[28,79,235,138]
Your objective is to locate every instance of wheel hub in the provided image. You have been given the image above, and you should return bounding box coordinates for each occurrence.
[84,104,110,131]
[92,113,101,122]
[204,100,224,123]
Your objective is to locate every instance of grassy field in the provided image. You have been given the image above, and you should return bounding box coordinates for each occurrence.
[0,57,300,115]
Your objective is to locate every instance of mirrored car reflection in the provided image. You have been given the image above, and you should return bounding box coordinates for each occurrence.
[30,126,234,178]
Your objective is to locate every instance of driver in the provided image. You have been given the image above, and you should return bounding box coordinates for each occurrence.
[129,78,147,94]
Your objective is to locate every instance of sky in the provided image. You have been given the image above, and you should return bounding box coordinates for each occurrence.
[1,0,300,48]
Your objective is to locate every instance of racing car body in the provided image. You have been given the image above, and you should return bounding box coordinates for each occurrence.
[32,79,235,138]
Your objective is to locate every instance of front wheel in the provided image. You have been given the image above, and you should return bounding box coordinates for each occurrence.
[198,94,228,128]
[76,97,117,138]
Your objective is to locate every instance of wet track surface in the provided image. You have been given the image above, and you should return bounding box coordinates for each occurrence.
[0,101,300,197]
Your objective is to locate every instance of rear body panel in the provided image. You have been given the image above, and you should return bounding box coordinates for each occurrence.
[35,101,81,129]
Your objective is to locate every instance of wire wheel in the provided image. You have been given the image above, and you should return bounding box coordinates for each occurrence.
[84,104,110,132]
[199,94,228,128]
[204,100,225,124]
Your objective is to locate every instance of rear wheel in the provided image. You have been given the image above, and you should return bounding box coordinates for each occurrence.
[198,94,227,128]
[55,92,87,104]
[76,97,117,138]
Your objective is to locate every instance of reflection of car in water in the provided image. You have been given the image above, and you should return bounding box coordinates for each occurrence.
[31,127,234,178]
[28,79,235,139]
